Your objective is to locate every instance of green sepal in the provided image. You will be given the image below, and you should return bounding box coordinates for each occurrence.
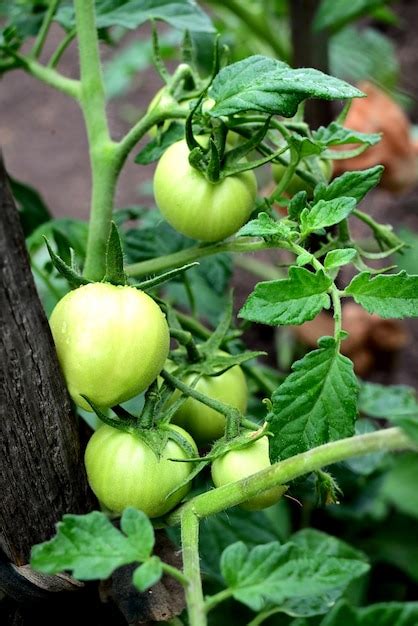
[103,222,126,286]
[80,395,133,433]
[44,237,92,289]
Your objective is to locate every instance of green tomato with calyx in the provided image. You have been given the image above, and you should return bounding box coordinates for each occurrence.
[211,435,286,511]
[50,283,170,411]
[84,424,197,517]
[272,157,333,197]
[169,362,248,445]
[153,139,257,242]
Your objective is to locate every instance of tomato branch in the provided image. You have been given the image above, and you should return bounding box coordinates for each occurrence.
[31,0,61,59]
[181,509,206,626]
[168,427,414,525]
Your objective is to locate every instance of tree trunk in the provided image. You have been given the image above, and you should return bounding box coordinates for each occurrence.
[0,156,94,570]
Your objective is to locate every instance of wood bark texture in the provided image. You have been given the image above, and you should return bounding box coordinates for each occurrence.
[0,157,94,566]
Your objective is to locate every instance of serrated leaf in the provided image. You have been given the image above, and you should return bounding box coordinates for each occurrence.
[345,271,418,318]
[56,0,215,33]
[324,248,357,270]
[104,222,126,285]
[120,508,155,560]
[291,528,367,561]
[359,382,418,443]
[382,453,418,519]
[239,267,332,326]
[288,191,308,220]
[30,509,154,580]
[133,557,163,592]
[220,541,369,614]
[237,212,293,240]
[312,123,381,148]
[208,56,363,118]
[321,600,418,626]
[314,166,384,203]
[269,340,358,461]
[301,197,356,235]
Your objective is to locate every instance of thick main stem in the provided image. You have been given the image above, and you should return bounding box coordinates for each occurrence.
[168,427,413,525]
[181,509,206,626]
[74,0,118,281]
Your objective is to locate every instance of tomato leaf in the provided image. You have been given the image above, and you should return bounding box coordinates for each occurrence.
[133,556,163,592]
[239,267,332,326]
[314,166,384,204]
[208,56,363,118]
[321,600,418,626]
[56,0,215,33]
[324,248,357,270]
[269,338,358,461]
[30,509,154,580]
[314,0,387,33]
[135,123,185,165]
[345,271,418,318]
[220,540,368,614]
[237,212,295,241]
[312,124,381,148]
[300,197,356,236]
[381,453,418,520]
[104,222,127,286]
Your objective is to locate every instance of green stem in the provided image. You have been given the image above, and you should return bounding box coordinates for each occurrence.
[181,509,206,626]
[204,588,234,613]
[168,427,414,525]
[5,51,80,98]
[31,0,61,58]
[270,157,299,201]
[126,240,275,279]
[247,608,282,626]
[161,562,189,587]
[74,0,119,280]
[48,29,77,68]
[331,286,342,347]
[170,328,201,363]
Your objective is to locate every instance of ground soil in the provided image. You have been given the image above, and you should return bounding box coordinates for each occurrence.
[0,4,417,390]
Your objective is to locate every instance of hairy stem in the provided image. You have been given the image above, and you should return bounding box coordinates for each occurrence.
[126,240,276,278]
[161,562,189,587]
[168,427,414,525]
[181,509,206,626]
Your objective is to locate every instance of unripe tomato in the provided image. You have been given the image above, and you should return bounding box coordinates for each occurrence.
[272,157,333,197]
[211,436,286,511]
[153,139,257,242]
[85,424,197,517]
[169,364,248,445]
[50,283,170,411]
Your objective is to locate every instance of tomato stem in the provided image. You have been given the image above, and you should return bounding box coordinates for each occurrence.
[168,427,415,525]
[181,509,206,626]
[170,328,202,363]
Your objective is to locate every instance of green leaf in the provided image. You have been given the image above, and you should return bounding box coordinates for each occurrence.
[56,0,215,33]
[345,271,418,318]
[237,212,294,240]
[31,509,154,580]
[314,0,387,33]
[314,167,384,203]
[312,123,381,148]
[324,248,357,270]
[381,453,418,519]
[269,339,358,461]
[10,177,51,237]
[300,197,356,236]
[133,557,163,592]
[208,56,363,118]
[135,123,185,165]
[220,541,368,615]
[103,222,126,286]
[343,419,387,476]
[120,508,155,560]
[321,600,418,626]
[239,267,332,326]
[288,191,308,220]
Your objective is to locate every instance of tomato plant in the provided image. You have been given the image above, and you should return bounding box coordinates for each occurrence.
[2,2,418,626]
[153,139,257,241]
[85,424,197,517]
[50,282,170,410]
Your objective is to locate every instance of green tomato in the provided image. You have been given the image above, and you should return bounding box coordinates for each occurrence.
[211,436,286,511]
[272,157,332,197]
[85,424,197,517]
[50,283,170,411]
[169,363,248,445]
[153,139,257,242]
